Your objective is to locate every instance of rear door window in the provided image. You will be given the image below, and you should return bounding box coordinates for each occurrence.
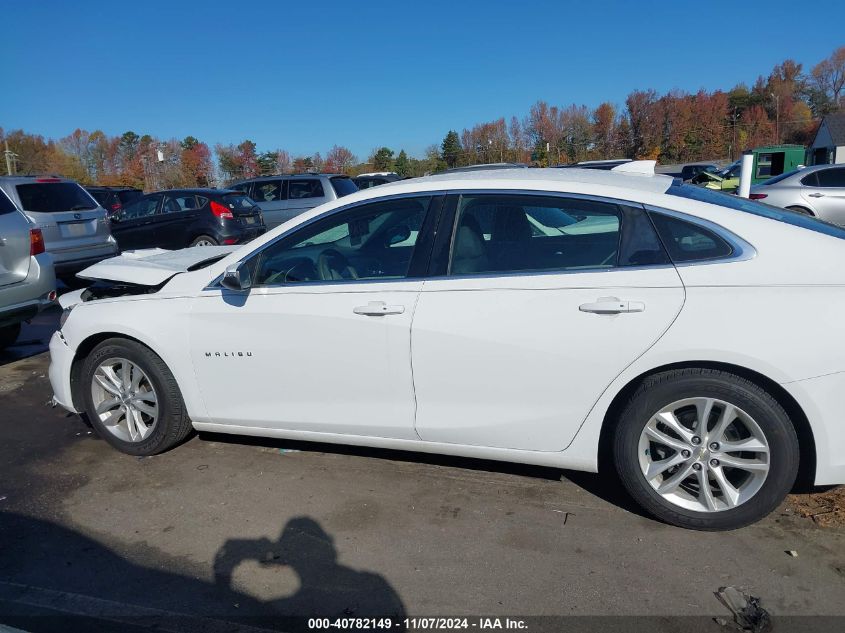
[448,194,622,276]
[288,179,325,199]
[121,195,161,220]
[163,194,199,213]
[251,180,283,202]
[16,182,97,212]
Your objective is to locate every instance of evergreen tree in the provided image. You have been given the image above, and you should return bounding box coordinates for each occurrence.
[394,149,410,177]
[441,130,461,168]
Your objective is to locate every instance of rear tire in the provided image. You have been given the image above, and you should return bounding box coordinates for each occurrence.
[190,235,218,247]
[0,323,21,350]
[80,338,193,456]
[613,368,799,530]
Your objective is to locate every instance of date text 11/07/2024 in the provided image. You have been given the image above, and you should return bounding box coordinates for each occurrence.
[307,617,528,630]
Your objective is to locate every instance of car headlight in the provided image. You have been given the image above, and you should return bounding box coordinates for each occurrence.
[59,305,75,329]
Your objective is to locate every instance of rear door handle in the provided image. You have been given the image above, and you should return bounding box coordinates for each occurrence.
[579,297,645,314]
[808,192,825,198]
[353,301,405,316]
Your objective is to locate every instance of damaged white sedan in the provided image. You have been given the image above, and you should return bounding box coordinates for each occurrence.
[50,166,845,530]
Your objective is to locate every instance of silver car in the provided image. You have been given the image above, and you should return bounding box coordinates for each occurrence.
[228,174,358,229]
[749,164,845,224]
[0,187,56,349]
[0,176,118,285]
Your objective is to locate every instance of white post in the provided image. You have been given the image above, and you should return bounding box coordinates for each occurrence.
[738,151,754,198]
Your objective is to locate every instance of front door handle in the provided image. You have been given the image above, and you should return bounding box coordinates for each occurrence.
[353,301,405,316]
[808,192,825,198]
[579,297,645,315]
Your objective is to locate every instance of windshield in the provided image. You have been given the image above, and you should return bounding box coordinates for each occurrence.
[667,182,845,240]
[221,193,258,210]
[16,182,98,212]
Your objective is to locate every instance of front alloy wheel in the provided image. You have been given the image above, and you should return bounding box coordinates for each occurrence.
[81,338,194,455]
[91,357,159,443]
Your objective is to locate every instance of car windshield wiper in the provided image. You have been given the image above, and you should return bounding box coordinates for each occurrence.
[70,204,94,211]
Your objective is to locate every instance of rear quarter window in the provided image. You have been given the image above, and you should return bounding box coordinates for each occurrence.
[666,182,845,241]
[649,213,733,262]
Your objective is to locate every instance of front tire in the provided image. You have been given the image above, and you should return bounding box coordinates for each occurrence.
[80,338,193,456]
[613,368,799,530]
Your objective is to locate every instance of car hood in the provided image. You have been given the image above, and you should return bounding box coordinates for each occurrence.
[76,246,238,285]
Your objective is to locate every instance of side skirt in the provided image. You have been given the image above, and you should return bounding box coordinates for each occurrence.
[191,422,597,472]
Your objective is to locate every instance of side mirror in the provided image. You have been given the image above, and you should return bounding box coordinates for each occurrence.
[221,262,251,291]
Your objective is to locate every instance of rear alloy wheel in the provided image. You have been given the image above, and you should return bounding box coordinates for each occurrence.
[190,235,218,247]
[81,338,193,455]
[614,368,799,530]
[786,206,813,216]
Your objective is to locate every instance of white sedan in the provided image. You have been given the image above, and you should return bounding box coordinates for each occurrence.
[50,164,845,530]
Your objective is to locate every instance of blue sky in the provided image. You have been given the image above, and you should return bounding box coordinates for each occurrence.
[3,0,843,159]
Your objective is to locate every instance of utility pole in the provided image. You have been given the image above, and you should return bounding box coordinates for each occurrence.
[771,93,780,144]
[4,140,18,175]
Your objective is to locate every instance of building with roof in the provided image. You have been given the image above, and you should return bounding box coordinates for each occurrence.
[809,113,845,165]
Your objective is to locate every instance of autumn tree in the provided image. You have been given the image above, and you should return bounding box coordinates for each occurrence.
[810,46,845,112]
[591,102,618,159]
[275,150,292,174]
[625,90,662,159]
[325,145,356,174]
[181,139,212,186]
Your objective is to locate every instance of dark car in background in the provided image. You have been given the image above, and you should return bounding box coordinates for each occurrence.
[85,186,143,216]
[110,189,265,251]
[680,164,719,181]
[352,172,402,189]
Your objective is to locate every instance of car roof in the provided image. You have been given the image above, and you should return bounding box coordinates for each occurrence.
[146,188,235,195]
[0,175,78,184]
[378,167,675,196]
[233,173,346,183]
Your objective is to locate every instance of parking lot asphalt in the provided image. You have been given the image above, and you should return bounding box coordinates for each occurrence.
[1,310,844,632]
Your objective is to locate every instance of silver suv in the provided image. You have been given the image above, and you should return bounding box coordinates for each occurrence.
[229,174,358,229]
[0,176,118,285]
[0,188,56,349]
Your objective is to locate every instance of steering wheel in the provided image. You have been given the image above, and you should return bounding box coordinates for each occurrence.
[317,249,358,281]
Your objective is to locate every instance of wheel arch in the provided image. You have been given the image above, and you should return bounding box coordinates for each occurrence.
[69,332,170,413]
[597,360,817,491]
